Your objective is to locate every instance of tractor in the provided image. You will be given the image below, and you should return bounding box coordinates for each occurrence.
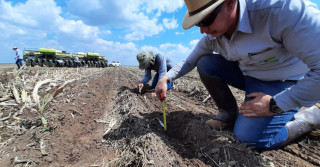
[24,48,72,67]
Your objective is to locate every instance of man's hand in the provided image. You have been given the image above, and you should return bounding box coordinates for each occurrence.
[239,92,274,117]
[155,75,169,101]
[138,83,144,93]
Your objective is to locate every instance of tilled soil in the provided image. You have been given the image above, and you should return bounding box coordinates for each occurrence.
[0,66,320,167]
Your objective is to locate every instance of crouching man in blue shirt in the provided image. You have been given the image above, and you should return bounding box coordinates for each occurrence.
[137,51,176,95]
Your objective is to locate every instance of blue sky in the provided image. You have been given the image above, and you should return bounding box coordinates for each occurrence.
[1,0,319,66]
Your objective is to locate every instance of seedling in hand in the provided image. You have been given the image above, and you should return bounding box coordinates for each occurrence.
[161,93,167,131]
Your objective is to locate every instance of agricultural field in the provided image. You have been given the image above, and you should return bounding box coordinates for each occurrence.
[0,65,319,167]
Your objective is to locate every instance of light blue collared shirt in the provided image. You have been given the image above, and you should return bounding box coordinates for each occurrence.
[141,54,176,84]
[167,0,320,111]
[15,48,22,60]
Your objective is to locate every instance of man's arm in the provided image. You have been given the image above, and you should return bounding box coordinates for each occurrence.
[273,0,320,111]
[156,35,215,100]
[141,69,152,84]
[166,35,215,82]
[157,54,167,81]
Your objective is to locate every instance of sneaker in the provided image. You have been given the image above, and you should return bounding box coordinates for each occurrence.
[285,104,320,144]
[295,104,320,129]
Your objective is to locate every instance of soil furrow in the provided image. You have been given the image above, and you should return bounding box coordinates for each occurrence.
[0,66,319,167]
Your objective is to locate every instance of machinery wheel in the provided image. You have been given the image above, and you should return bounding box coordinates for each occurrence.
[43,61,48,67]
[39,60,44,67]
[69,62,74,67]
[25,61,31,66]
[47,61,53,67]
[31,60,35,67]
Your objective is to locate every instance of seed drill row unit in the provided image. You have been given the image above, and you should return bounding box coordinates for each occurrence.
[23,48,108,68]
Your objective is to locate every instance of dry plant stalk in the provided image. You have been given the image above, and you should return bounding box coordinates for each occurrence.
[32,79,54,112]
[11,85,21,104]
[40,138,48,156]
[202,95,211,103]
[21,89,27,103]
[32,79,75,113]
[0,95,10,102]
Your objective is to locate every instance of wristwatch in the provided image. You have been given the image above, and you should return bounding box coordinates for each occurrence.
[269,98,285,114]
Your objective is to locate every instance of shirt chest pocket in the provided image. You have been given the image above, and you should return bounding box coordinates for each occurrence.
[245,47,282,66]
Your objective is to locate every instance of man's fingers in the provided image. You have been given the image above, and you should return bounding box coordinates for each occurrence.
[242,113,258,117]
[246,92,263,98]
[162,91,167,100]
[240,108,257,117]
[155,88,162,100]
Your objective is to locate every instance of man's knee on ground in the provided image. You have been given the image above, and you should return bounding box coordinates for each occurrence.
[233,125,286,150]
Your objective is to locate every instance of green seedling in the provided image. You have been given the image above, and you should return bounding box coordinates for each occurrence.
[40,93,49,113]
[32,79,75,128]
[41,116,47,129]
[161,93,167,131]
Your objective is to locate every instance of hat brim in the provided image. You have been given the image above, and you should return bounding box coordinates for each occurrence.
[182,0,224,30]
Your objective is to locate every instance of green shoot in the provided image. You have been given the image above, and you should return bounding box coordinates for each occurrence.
[40,93,49,113]
[41,116,47,129]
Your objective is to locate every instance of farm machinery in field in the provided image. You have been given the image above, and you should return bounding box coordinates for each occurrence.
[72,52,108,68]
[23,48,108,68]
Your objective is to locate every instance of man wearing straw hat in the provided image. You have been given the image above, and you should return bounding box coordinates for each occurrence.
[136,51,176,95]
[12,47,23,69]
[155,0,320,150]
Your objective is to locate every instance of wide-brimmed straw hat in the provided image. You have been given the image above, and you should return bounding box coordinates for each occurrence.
[136,51,155,70]
[182,0,225,30]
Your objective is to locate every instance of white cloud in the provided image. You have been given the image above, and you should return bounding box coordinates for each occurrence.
[101,30,112,35]
[158,43,192,62]
[0,0,63,56]
[124,17,164,41]
[189,39,199,47]
[57,18,99,41]
[159,43,177,50]
[163,17,178,29]
[0,0,194,66]
[143,0,185,13]
[93,39,139,65]
[66,0,183,41]
[0,0,61,35]
[175,32,184,35]
[0,0,142,65]
[140,46,161,54]
[0,0,103,46]
[139,42,192,64]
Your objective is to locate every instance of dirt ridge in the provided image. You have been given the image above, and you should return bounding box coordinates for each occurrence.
[0,66,319,167]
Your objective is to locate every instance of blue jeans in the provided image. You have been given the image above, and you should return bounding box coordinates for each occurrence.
[152,73,173,90]
[197,54,297,150]
[16,59,23,69]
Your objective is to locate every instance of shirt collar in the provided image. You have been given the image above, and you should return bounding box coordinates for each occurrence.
[237,0,252,34]
[207,0,252,41]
